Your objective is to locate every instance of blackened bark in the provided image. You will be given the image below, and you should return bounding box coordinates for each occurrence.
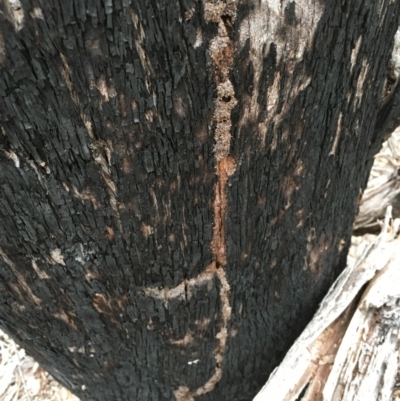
[0,1,399,401]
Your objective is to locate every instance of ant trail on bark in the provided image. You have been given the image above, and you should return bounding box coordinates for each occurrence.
[133,2,238,398]
[172,1,239,399]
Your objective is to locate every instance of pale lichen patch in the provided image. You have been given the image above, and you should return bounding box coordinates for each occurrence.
[173,95,187,118]
[194,29,203,48]
[4,0,24,31]
[31,259,50,279]
[294,159,306,177]
[296,208,305,228]
[350,36,362,73]
[97,76,117,103]
[194,318,211,330]
[85,269,103,281]
[92,293,119,326]
[389,29,400,80]
[53,309,78,330]
[281,174,300,207]
[29,6,44,20]
[148,187,159,213]
[169,332,194,346]
[130,6,154,92]
[0,248,42,306]
[330,112,343,156]
[141,223,154,238]
[50,248,65,266]
[71,186,101,210]
[2,149,20,167]
[105,226,115,241]
[355,58,369,100]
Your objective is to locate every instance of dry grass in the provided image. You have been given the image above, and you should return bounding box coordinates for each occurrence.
[0,330,79,401]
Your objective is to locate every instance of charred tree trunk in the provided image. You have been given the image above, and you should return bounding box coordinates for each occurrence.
[0,1,399,400]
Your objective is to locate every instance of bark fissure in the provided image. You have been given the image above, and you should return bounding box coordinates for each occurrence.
[0,248,42,307]
[130,7,154,93]
[59,53,123,235]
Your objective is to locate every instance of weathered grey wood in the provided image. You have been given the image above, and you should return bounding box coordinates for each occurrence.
[254,210,400,401]
[323,254,400,401]
[354,163,400,230]
[354,129,400,231]
[366,27,400,184]
[0,1,400,400]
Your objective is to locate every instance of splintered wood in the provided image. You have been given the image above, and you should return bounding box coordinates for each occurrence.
[354,128,400,230]
[254,208,400,401]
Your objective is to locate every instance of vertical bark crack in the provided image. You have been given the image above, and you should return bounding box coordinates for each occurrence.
[0,248,42,306]
[59,53,123,236]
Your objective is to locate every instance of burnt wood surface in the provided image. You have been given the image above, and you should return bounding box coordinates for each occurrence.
[0,1,400,400]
